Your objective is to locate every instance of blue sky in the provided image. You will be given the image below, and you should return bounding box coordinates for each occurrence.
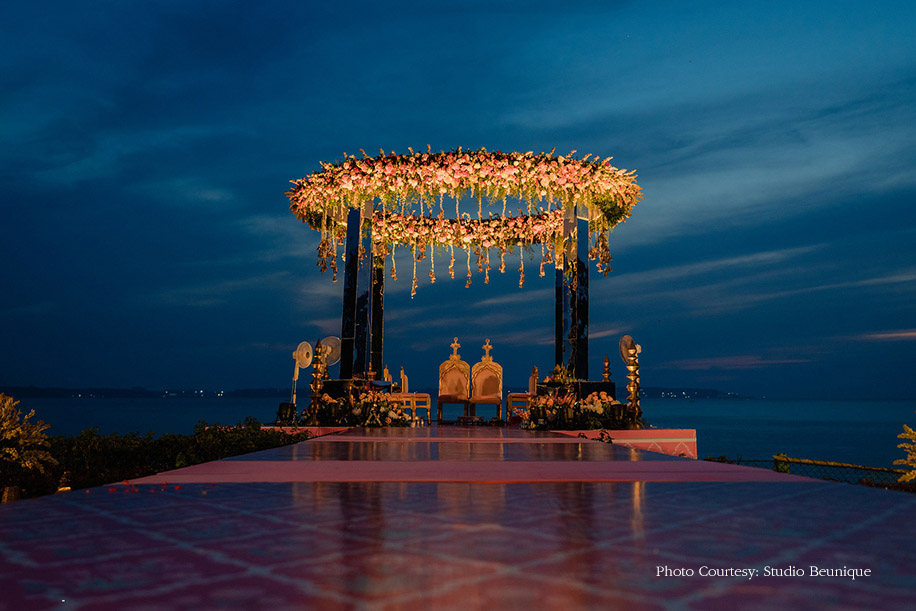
[2,1,915,399]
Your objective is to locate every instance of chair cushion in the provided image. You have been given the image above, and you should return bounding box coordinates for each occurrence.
[470,394,500,402]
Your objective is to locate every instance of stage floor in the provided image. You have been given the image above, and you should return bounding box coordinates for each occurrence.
[2,425,914,609]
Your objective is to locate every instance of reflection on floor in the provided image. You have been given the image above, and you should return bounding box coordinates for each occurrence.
[2,425,914,610]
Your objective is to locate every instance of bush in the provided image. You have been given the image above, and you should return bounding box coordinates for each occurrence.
[894,412,916,483]
[1,394,57,495]
[3,415,311,501]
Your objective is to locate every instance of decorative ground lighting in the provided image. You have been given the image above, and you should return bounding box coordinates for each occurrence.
[287,147,642,382]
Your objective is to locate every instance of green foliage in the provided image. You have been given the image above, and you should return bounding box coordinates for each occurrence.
[1,394,58,488]
[4,416,311,500]
[894,414,916,483]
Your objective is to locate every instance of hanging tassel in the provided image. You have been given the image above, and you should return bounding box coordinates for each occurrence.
[390,245,397,280]
[499,249,506,273]
[519,247,525,288]
[484,248,490,284]
[411,246,418,298]
[429,245,436,283]
[539,243,546,277]
[449,245,455,279]
[465,248,472,288]
[331,238,338,282]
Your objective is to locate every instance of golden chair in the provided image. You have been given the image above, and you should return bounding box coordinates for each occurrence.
[507,366,539,418]
[390,366,432,424]
[436,337,471,421]
[469,339,503,420]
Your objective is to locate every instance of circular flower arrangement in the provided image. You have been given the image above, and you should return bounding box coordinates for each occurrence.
[287,147,642,295]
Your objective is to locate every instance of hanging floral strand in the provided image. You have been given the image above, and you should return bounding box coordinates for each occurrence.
[390,244,397,280]
[411,246,418,298]
[330,240,338,282]
[539,242,546,277]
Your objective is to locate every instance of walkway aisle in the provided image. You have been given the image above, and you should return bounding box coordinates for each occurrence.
[2,426,914,610]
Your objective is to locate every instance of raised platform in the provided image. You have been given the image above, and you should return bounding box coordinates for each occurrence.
[2,425,913,609]
[552,428,698,459]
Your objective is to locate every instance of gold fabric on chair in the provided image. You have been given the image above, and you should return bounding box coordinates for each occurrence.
[390,366,432,424]
[436,338,471,421]
[469,339,503,420]
[507,366,539,418]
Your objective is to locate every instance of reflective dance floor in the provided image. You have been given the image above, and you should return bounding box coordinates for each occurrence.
[2,426,914,609]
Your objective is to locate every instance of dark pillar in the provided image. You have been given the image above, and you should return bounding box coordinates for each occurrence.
[555,266,566,367]
[352,243,372,376]
[339,207,360,380]
[554,204,589,380]
[573,214,589,380]
[370,263,384,376]
[555,204,574,373]
[339,203,374,378]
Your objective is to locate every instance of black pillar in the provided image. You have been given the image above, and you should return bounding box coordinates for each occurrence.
[573,214,589,380]
[554,204,589,380]
[339,204,374,378]
[370,263,384,376]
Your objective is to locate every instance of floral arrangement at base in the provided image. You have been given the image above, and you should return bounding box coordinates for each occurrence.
[308,387,412,427]
[514,391,642,431]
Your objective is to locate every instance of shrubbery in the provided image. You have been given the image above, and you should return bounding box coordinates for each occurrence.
[3,407,311,501]
[895,411,916,483]
[1,393,58,499]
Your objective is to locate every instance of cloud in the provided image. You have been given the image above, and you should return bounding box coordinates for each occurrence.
[308,318,343,336]
[474,288,553,308]
[237,213,319,263]
[614,246,821,286]
[852,329,916,342]
[149,271,292,308]
[589,327,626,339]
[658,355,810,371]
[135,176,238,209]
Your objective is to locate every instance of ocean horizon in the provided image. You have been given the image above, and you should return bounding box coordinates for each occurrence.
[14,395,915,471]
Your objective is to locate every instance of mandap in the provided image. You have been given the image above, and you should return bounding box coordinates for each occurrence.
[286,146,642,384]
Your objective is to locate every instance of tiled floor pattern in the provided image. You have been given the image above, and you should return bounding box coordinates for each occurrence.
[2,426,914,609]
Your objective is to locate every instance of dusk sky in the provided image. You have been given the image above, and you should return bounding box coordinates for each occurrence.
[3,1,915,400]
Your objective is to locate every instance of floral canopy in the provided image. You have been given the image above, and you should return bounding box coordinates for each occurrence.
[287,147,642,296]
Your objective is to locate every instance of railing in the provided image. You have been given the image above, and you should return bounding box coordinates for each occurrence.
[704,454,914,491]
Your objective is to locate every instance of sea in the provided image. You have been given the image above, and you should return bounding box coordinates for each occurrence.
[15,396,916,470]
